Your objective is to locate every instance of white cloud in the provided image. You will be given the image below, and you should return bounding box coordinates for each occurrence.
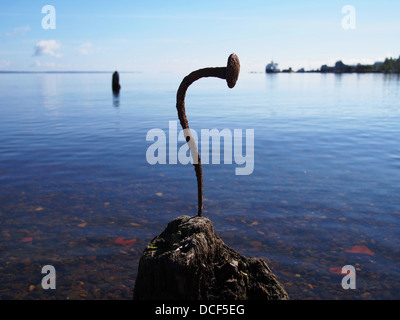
[33,40,62,58]
[76,42,93,55]
[34,60,56,68]
[6,25,30,37]
[0,60,11,68]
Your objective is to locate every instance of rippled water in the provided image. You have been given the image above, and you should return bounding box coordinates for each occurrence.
[0,71,399,299]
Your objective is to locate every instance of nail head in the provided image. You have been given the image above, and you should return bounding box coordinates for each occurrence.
[226,53,240,88]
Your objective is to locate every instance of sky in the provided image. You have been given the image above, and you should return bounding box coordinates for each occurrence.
[0,0,399,73]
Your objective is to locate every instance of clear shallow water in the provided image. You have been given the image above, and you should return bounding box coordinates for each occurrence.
[0,71,399,299]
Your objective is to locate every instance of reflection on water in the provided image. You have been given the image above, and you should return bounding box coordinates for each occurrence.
[113,93,120,108]
[0,72,399,300]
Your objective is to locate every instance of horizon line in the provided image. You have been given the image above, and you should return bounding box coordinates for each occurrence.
[0,71,142,74]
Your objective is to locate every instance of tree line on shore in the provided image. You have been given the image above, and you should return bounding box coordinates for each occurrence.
[318,56,400,74]
[262,56,400,74]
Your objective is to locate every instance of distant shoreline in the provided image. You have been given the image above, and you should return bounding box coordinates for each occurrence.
[260,56,400,74]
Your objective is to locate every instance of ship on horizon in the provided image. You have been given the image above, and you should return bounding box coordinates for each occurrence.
[265,61,280,73]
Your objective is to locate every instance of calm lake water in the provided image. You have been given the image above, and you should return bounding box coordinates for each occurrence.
[0,71,399,300]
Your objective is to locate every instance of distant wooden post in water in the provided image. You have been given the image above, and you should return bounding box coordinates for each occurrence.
[112,71,121,94]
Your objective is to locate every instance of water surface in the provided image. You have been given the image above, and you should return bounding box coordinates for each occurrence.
[0,71,399,299]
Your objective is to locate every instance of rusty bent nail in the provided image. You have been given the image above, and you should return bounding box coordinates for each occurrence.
[176,53,240,217]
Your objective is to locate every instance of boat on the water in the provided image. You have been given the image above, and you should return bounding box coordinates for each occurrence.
[265,61,280,73]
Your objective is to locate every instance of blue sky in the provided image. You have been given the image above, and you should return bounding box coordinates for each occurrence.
[0,0,399,72]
